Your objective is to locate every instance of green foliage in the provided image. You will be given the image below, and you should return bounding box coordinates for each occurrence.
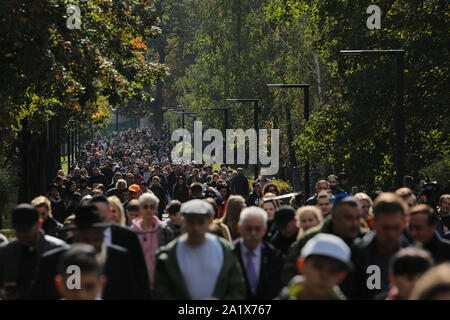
[266,0,449,191]
[0,156,19,228]
[419,155,450,193]
[249,178,293,194]
[0,0,168,145]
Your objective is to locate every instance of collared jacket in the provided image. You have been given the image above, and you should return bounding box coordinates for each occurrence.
[422,233,450,264]
[339,231,410,300]
[42,217,64,239]
[0,230,66,298]
[154,235,246,300]
[281,217,367,286]
[232,239,285,300]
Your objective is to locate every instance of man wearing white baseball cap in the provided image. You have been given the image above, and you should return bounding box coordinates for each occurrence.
[278,233,351,300]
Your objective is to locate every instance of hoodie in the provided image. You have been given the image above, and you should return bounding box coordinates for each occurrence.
[131,216,161,288]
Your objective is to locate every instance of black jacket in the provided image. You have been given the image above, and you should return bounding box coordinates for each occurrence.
[0,231,66,299]
[230,174,249,198]
[339,231,410,300]
[172,184,189,203]
[246,191,263,207]
[109,224,151,299]
[268,231,297,256]
[423,233,450,264]
[42,217,64,239]
[232,239,285,300]
[150,185,167,214]
[31,244,138,300]
[49,197,67,224]
[88,173,106,187]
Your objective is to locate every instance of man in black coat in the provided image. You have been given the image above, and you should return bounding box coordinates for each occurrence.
[233,206,285,300]
[47,184,67,224]
[89,195,150,299]
[340,193,411,300]
[88,167,106,187]
[268,206,299,255]
[1,204,66,300]
[30,205,138,300]
[230,168,249,199]
[408,204,450,264]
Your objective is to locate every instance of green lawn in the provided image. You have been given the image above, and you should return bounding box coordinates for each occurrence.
[61,155,68,173]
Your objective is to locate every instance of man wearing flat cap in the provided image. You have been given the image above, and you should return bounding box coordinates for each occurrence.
[0,204,66,299]
[31,205,138,300]
[154,199,246,299]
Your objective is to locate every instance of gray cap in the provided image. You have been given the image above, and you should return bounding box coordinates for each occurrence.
[181,199,214,217]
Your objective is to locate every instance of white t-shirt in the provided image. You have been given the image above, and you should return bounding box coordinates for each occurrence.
[176,233,224,299]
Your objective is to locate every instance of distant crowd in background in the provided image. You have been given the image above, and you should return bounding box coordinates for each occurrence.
[1,127,450,300]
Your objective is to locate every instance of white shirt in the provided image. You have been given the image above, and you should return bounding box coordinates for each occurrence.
[239,239,262,286]
[176,233,223,299]
[103,227,112,246]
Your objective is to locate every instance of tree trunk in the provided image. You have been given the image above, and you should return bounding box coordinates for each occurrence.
[284,104,297,167]
[18,117,61,203]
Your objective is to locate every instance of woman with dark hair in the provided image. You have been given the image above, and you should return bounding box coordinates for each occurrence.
[262,182,281,196]
[216,183,230,219]
[260,193,280,241]
[172,175,189,203]
[61,180,77,209]
[247,181,263,207]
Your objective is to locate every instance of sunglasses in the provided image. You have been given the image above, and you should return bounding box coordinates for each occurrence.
[142,204,156,210]
[267,189,277,193]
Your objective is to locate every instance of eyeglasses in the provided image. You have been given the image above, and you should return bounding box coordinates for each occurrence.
[142,204,156,210]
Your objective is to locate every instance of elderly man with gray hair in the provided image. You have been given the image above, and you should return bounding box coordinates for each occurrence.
[232,206,285,300]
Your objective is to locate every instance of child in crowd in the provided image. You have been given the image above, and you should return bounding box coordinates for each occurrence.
[54,244,106,300]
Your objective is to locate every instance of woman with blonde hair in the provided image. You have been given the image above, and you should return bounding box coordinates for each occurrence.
[295,206,323,241]
[221,195,246,240]
[107,196,126,226]
[354,192,374,230]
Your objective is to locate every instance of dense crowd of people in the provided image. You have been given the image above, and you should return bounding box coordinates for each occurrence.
[1,127,449,300]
